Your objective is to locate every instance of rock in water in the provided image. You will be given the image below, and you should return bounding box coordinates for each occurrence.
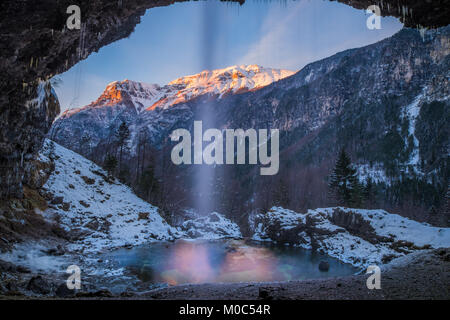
[318,261,330,272]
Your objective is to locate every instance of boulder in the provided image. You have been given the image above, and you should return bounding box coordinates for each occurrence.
[76,289,113,298]
[79,200,90,208]
[318,261,330,272]
[55,283,75,298]
[81,176,95,185]
[138,212,150,220]
[43,245,65,256]
[27,276,51,294]
[209,213,220,222]
[50,196,64,205]
[61,202,71,211]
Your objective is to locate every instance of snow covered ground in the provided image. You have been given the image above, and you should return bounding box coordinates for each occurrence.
[180,211,242,239]
[2,140,448,274]
[34,140,241,254]
[251,207,450,268]
[39,139,180,253]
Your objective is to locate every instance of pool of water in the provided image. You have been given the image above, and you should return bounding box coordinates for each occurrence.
[106,239,358,286]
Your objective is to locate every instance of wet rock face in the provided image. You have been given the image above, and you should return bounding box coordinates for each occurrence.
[0,81,59,198]
[0,0,180,198]
[0,0,446,199]
[329,208,378,243]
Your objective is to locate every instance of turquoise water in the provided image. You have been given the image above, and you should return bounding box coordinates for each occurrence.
[107,239,358,285]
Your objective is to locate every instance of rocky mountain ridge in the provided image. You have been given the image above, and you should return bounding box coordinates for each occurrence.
[50,27,449,224]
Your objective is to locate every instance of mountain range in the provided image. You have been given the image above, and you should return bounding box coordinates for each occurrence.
[49,27,450,227]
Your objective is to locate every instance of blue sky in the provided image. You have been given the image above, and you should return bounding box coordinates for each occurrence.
[55,0,403,112]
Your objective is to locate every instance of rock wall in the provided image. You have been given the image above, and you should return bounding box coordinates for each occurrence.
[0,81,59,198]
[0,0,189,198]
[335,0,449,28]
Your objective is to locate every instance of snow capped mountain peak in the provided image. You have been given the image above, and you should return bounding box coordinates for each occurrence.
[158,64,295,109]
[64,65,295,116]
[168,64,294,89]
[92,79,161,113]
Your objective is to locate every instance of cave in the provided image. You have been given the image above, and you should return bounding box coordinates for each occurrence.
[0,0,448,199]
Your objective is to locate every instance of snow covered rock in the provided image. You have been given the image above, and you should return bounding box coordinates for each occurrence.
[251,207,450,268]
[40,139,179,253]
[180,211,242,240]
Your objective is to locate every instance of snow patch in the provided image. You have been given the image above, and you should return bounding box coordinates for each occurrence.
[252,206,450,268]
[356,163,391,186]
[401,90,425,171]
[40,139,179,254]
[180,211,242,240]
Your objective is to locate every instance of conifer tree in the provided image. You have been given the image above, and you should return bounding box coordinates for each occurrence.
[445,183,450,216]
[329,149,363,207]
[139,163,159,203]
[273,177,289,208]
[363,177,375,207]
[115,121,130,172]
[104,154,118,177]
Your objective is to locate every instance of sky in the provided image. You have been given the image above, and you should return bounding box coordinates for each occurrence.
[55,0,403,112]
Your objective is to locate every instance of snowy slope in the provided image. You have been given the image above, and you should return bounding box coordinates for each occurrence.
[40,139,179,253]
[252,207,450,268]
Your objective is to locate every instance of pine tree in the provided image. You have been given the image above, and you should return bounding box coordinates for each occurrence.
[363,177,375,207]
[273,177,289,208]
[104,154,118,177]
[139,163,159,203]
[119,165,130,183]
[79,132,91,154]
[445,183,450,217]
[329,149,363,207]
[115,121,130,172]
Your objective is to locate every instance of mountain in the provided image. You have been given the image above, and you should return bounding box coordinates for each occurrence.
[51,64,294,150]
[61,65,294,115]
[50,27,450,226]
[1,139,448,298]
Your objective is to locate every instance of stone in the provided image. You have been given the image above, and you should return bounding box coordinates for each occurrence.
[79,200,90,208]
[209,213,220,222]
[318,261,330,272]
[258,287,272,300]
[55,283,75,298]
[81,176,95,185]
[76,289,113,298]
[62,202,71,211]
[138,212,150,220]
[27,276,51,295]
[16,265,31,273]
[50,196,64,205]
[43,245,65,256]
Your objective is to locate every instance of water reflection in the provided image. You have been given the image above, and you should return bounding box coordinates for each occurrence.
[109,240,357,285]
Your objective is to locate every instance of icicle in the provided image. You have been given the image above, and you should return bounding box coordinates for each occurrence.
[418,25,428,42]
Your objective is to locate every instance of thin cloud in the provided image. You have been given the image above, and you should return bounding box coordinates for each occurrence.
[239,0,309,71]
